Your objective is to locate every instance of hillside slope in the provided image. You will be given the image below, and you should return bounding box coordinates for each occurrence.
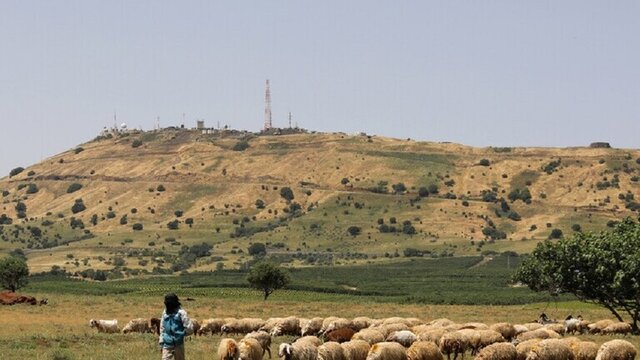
[1,129,638,275]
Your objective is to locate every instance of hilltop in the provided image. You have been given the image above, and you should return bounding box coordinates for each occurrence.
[1,128,638,277]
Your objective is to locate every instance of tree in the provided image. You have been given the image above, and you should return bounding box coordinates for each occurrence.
[418,187,429,197]
[514,218,640,331]
[279,187,294,202]
[255,199,265,209]
[0,256,29,292]
[232,140,250,151]
[9,167,24,178]
[391,183,407,194]
[71,199,86,214]
[347,226,361,237]
[247,262,290,300]
[479,159,491,166]
[248,243,267,256]
[67,183,83,193]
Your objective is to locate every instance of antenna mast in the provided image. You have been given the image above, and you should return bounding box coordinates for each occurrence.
[264,79,272,131]
[288,112,292,129]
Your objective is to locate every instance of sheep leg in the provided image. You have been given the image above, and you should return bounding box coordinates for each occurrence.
[266,346,272,359]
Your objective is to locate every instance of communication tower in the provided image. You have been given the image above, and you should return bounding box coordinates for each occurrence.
[264,79,273,131]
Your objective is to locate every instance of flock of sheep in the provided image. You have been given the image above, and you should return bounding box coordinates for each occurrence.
[89,315,638,360]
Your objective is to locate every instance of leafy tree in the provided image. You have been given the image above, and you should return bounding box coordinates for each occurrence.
[279,187,294,202]
[119,215,128,225]
[548,228,563,239]
[0,214,12,225]
[418,187,429,197]
[132,139,143,148]
[247,262,290,300]
[514,218,640,331]
[26,183,38,194]
[427,184,439,194]
[174,210,184,217]
[9,167,24,178]
[255,199,265,209]
[0,256,29,292]
[248,243,267,256]
[479,159,491,166]
[347,226,361,236]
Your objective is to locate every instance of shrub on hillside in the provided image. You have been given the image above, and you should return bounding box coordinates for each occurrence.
[167,220,179,230]
[418,187,429,197]
[549,228,563,239]
[71,199,86,214]
[156,184,166,192]
[9,167,24,178]
[131,140,143,148]
[232,140,250,151]
[132,223,143,231]
[174,210,183,217]
[279,187,294,202]
[479,159,491,166]
[248,243,266,256]
[119,215,128,225]
[74,147,84,154]
[255,199,265,209]
[66,183,83,194]
[392,182,407,194]
[26,183,38,194]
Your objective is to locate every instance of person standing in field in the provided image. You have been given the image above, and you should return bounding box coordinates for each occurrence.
[159,293,194,360]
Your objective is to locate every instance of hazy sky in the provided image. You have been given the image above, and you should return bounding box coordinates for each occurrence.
[1,1,639,176]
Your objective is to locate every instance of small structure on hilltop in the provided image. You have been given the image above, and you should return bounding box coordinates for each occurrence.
[590,142,611,149]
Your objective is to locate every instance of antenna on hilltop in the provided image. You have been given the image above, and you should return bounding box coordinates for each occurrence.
[288,112,292,129]
[264,79,272,131]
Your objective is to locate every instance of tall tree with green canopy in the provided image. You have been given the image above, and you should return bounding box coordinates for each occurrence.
[247,262,290,300]
[0,256,29,292]
[514,217,640,331]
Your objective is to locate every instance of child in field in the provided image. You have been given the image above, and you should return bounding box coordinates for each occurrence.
[159,293,194,360]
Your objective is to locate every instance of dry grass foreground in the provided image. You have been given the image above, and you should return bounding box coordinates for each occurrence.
[2,292,639,359]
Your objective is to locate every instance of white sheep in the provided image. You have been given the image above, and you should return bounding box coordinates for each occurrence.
[122,318,151,334]
[478,330,506,349]
[564,316,584,335]
[342,340,371,360]
[301,317,324,336]
[261,318,284,334]
[324,318,354,334]
[89,319,119,333]
[278,341,318,360]
[294,336,323,347]
[239,338,264,360]
[271,316,301,336]
[245,331,272,358]
[406,341,443,360]
[219,338,240,360]
[200,318,226,336]
[352,317,373,331]
[223,318,265,335]
[515,329,560,343]
[525,339,575,360]
[377,324,411,338]
[318,341,346,360]
[595,339,637,360]
[416,329,448,346]
[475,342,518,360]
[353,329,386,345]
[427,319,455,328]
[386,330,418,347]
[366,341,408,360]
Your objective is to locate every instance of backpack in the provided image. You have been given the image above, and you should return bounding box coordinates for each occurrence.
[161,311,186,347]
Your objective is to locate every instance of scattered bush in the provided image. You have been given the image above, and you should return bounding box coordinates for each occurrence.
[279,187,294,202]
[167,220,179,230]
[74,147,84,154]
[571,224,582,232]
[71,199,86,214]
[66,183,83,194]
[418,187,429,197]
[255,199,265,209]
[232,140,250,151]
[479,159,491,166]
[25,183,38,194]
[248,243,266,256]
[119,215,128,225]
[9,167,24,178]
[482,227,507,240]
[341,178,350,185]
[392,183,407,194]
[156,184,165,192]
[347,226,361,236]
[549,228,563,239]
[174,210,183,217]
[132,223,143,231]
[131,139,143,148]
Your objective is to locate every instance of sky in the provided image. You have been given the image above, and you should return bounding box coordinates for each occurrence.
[0,1,639,176]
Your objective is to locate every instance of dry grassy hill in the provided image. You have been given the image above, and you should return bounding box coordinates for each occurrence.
[1,129,638,276]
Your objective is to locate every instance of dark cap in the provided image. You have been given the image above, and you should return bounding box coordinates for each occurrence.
[164,293,181,310]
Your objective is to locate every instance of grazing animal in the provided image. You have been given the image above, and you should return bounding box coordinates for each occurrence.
[595,339,637,360]
[601,323,632,336]
[122,318,152,334]
[341,340,371,360]
[475,343,517,360]
[525,339,575,360]
[353,329,386,345]
[219,338,240,360]
[89,319,119,333]
[325,328,357,343]
[366,342,408,360]
[239,338,264,360]
[199,318,226,336]
[278,340,319,360]
[406,341,443,360]
[489,323,517,341]
[301,317,324,336]
[245,331,272,358]
[438,331,469,360]
[271,317,301,337]
[571,341,599,360]
[150,317,161,335]
[318,341,346,360]
[386,330,418,347]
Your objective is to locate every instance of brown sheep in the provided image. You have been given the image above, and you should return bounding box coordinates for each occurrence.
[366,342,408,360]
[475,343,517,360]
[326,328,357,343]
[245,331,272,358]
[150,317,161,335]
[219,338,240,360]
[342,340,371,360]
[406,341,443,360]
[239,338,264,360]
